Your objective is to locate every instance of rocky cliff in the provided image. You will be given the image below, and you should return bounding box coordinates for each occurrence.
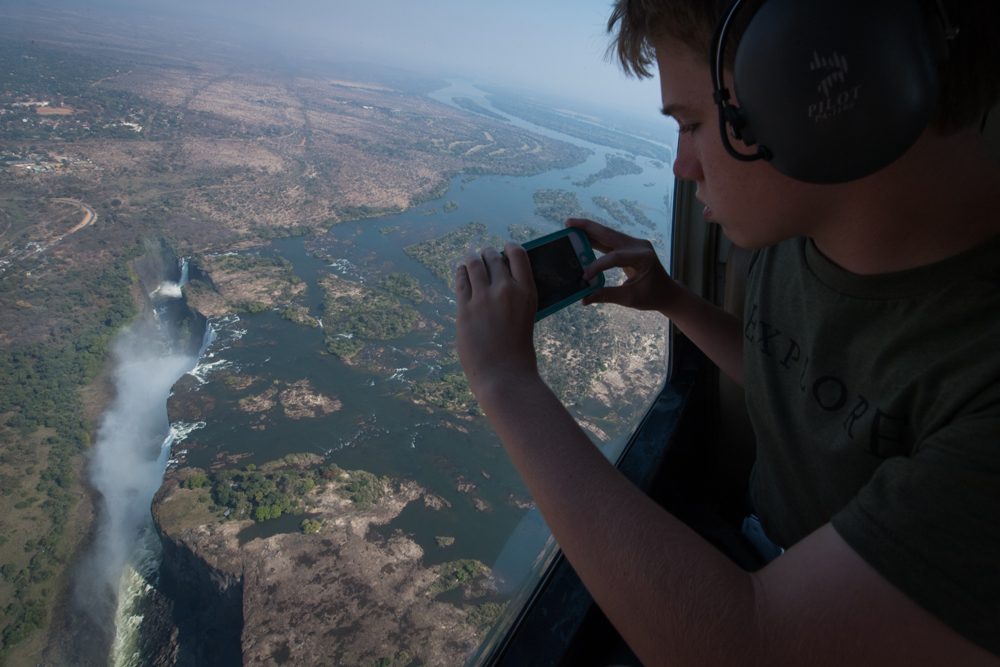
[151,463,498,666]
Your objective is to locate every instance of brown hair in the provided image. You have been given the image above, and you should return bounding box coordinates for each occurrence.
[606,0,1000,132]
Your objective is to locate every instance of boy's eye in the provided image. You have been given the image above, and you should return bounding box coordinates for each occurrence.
[678,122,700,134]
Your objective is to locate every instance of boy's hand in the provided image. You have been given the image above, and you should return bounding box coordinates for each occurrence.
[455,243,539,399]
[567,218,678,313]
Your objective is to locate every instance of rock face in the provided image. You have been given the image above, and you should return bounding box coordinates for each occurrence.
[153,480,247,665]
[152,469,493,666]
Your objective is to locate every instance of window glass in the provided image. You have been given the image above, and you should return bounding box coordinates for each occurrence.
[0,3,673,665]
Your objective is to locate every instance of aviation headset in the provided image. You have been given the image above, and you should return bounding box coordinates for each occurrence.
[711,0,958,183]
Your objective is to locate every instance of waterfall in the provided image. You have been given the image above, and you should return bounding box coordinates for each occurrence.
[62,253,208,665]
[150,256,189,299]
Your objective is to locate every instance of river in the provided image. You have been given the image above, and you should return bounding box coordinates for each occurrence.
[94,82,676,665]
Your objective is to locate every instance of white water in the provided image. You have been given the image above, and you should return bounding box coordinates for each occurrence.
[91,334,202,660]
[109,519,166,667]
[103,308,260,664]
[150,281,182,299]
[71,278,212,665]
[104,305,260,663]
[149,258,190,299]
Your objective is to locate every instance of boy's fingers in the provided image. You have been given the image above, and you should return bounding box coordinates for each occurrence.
[455,264,470,296]
[582,286,610,305]
[582,248,645,279]
[463,251,488,289]
[505,242,534,287]
[582,252,616,279]
[583,284,627,306]
[480,247,507,282]
[567,217,634,253]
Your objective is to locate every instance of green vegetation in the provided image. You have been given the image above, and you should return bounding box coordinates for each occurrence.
[249,224,313,239]
[0,255,137,661]
[535,305,612,405]
[235,301,269,314]
[428,559,490,597]
[206,461,393,521]
[281,305,319,328]
[380,273,423,303]
[574,154,643,188]
[467,601,508,632]
[183,473,210,489]
[188,253,305,317]
[592,196,662,236]
[322,286,419,359]
[300,519,322,534]
[403,222,501,286]
[325,335,365,360]
[620,199,657,231]
[210,465,319,522]
[591,195,633,230]
[507,224,544,244]
[0,42,183,143]
[411,372,478,415]
[339,470,389,510]
[210,253,295,274]
[370,650,414,667]
[337,204,390,223]
[532,189,588,226]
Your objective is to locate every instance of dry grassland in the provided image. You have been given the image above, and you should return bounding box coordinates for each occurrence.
[69,139,164,174]
[181,139,286,174]
[105,67,222,107]
[188,78,302,128]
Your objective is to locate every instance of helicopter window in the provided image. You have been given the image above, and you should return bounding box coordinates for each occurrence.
[0,4,677,665]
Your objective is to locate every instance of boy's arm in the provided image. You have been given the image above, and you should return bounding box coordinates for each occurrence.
[456,245,997,666]
[568,218,744,385]
[655,279,745,384]
[477,374,997,665]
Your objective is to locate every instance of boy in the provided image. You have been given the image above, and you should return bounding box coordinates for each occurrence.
[454,0,1000,663]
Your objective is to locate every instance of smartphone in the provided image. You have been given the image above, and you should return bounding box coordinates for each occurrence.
[521,227,604,321]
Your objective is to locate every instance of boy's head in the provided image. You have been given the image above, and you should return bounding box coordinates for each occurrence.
[607,0,1000,133]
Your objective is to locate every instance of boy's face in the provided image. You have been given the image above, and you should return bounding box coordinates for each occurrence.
[655,35,830,248]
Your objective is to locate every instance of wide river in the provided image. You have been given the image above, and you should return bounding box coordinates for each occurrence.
[167,82,677,644]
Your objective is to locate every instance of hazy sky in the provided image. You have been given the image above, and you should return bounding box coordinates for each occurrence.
[260,0,666,119]
[43,0,667,124]
[3,0,670,127]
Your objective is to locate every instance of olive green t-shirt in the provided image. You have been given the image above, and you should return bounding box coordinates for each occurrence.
[745,235,1000,655]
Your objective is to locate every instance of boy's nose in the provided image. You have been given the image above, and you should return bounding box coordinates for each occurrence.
[673,135,704,182]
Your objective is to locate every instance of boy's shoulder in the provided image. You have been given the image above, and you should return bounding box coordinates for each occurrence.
[750,234,1000,298]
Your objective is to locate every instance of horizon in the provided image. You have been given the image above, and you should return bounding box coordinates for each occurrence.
[0,0,667,130]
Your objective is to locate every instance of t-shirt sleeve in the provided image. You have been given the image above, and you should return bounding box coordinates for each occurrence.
[831,414,1000,656]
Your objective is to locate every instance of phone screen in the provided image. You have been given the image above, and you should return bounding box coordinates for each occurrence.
[526,236,589,311]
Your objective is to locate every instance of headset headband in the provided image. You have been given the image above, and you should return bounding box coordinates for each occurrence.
[710,0,771,164]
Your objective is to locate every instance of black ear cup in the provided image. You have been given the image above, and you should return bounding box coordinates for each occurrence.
[715,0,943,183]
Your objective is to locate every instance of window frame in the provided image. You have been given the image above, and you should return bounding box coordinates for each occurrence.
[470,177,727,666]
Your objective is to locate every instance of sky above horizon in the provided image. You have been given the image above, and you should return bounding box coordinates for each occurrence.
[5,0,667,125]
[267,0,667,119]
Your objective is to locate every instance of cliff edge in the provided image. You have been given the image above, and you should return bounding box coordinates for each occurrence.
[152,459,498,666]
